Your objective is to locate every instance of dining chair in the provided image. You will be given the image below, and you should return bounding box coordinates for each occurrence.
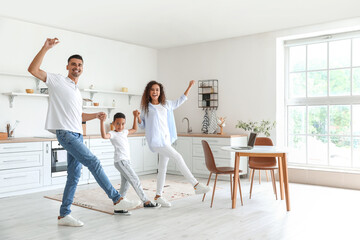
[249,137,278,200]
[201,140,243,207]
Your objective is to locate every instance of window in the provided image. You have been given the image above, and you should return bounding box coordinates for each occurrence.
[285,32,360,171]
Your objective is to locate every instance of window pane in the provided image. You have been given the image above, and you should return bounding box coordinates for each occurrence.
[308,106,327,135]
[353,105,360,135]
[308,43,327,70]
[308,136,328,165]
[289,73,306,98]
[329,69,350,96]
[288,106,306,134]
[329,105,350,135]
[329,40,351,68]
[353,137,360,168]
[353,68,360,95]
[353,38,360,67]
[329,136,351,167]
[288,135,306,164]
[289,46,306,72]
[308,71,327,97]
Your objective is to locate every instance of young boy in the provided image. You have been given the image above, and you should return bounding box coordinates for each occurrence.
[100,110,161,215]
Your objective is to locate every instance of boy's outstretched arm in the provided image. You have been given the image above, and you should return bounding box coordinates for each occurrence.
[100,114,111,139]
[128,110,140,135]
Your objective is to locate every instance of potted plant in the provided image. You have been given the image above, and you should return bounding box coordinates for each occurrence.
[235,120,276,137]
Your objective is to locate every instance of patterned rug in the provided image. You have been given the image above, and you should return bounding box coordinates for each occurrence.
[44,179,195,215]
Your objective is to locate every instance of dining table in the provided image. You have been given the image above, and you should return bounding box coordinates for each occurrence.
[221,146,290,211]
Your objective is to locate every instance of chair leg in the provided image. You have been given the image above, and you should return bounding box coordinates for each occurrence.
[237,175,243,206]
[202,172,212,202]
[210,174,218,208]
[271,170,278,200]
[230,174,233,200]
[250,169,255,199]
[259,170,261,184]
[265,170,269,182]
[249,169,252,181]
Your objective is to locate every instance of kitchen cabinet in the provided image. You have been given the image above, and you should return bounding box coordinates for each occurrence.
[129,137,158,173]
[0,141,49,196]
[167,137,193,173]
[166,135,247,180]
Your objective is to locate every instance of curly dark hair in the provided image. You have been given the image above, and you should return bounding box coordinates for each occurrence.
[141,81,166,114]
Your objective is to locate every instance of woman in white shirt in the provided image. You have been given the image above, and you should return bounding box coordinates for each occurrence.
[138,80,211,207]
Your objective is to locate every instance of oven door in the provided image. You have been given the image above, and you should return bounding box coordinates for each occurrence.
[51,149,68,177]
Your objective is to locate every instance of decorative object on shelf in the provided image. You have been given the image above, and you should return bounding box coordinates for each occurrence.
[40,88,48,94]
[198,79,218,110]
[93,102,99,106]
[121,87,128,92]
[89,84,94,89]
[25,89,34,94]
[201,109,209,134]
[82,98,93,106]
[208,109,218,134]
[112,99,116,107]
[235,120,276,137]
[217,117,226,135]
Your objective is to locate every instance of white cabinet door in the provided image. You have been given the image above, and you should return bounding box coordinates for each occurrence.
[168,137,192,173]
[143,139,158,171]
[128,137,144,172]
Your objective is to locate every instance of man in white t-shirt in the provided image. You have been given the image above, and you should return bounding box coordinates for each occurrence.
[28,38,140,227]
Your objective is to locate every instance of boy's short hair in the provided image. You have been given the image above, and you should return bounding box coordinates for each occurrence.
[68,54,83,63]
[113,112,126,122]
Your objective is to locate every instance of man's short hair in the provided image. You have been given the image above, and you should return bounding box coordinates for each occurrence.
[68,54,83,63]
[113,112,126,122]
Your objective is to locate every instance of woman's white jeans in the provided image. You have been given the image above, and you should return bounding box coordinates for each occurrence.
[153,144,198,196]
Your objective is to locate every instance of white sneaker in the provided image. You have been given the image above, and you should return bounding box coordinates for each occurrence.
[58,215,84,227]
[194,183,212,194]
[114,198,141,211]
[154,197,171,207]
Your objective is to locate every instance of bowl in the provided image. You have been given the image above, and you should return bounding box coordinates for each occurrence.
[121,87,128,92]
[93,102,99,106]
[26,89,34,94]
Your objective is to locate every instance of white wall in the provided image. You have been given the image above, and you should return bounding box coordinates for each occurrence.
[158,17,360,143]
[0,17,157,137]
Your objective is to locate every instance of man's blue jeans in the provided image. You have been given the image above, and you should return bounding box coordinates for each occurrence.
[56,130,121,216]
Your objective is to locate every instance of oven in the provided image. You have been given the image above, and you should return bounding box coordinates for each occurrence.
[51,141,67,177]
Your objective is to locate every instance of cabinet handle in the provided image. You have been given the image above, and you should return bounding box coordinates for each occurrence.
[3,146,27,149]
[3,159,27,163]
[4,175,27,179]
[46,144,49,153]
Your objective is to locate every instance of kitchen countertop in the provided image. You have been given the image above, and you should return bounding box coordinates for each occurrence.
[0,133,246,144]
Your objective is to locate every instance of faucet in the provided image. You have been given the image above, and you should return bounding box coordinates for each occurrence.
[182,117,192,133]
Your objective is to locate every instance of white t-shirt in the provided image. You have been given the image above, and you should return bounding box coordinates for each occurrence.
[151,103,171,145]
[45,73,83,134]
[109,130,131,162]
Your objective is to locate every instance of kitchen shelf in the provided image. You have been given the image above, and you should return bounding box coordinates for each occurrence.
[2,92,49,108]
[198,79,218,109]
[0,72,42,90]
[83,105,116,117]
[82,89,141,105]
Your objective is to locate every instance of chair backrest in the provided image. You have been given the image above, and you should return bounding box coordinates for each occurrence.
[201,140,218,173]
[248,137,277,168]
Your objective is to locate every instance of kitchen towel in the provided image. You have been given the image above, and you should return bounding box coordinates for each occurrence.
[201,109,209,133]
[208,109,218,134]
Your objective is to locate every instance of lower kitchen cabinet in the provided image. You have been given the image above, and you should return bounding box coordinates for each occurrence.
[129,137,158,173]
[167,137,193,174]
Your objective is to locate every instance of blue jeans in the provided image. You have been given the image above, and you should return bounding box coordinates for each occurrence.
[56,130,121,216]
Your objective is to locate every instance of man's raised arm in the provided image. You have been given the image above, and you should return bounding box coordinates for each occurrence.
[28,38,59,82]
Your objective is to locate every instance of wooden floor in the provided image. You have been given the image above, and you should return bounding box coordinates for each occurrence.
[1,173,359,240]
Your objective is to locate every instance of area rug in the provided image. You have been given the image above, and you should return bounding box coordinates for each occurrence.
[44,179,196,215]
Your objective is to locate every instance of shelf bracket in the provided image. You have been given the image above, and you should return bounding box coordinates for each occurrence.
[8,95,15,108]
[35,79,40,90]
[89,92,95,100]
[128,95,132,105]
[107,108,113,118]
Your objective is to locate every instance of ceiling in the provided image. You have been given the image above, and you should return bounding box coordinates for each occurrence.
[1,0,360,49]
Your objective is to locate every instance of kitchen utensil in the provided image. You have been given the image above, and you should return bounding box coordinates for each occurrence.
[40,88,48,94]
[83,98,93,106]
[26,89,34,94]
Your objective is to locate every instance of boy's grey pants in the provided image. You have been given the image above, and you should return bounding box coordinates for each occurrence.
[114,160,149,203]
